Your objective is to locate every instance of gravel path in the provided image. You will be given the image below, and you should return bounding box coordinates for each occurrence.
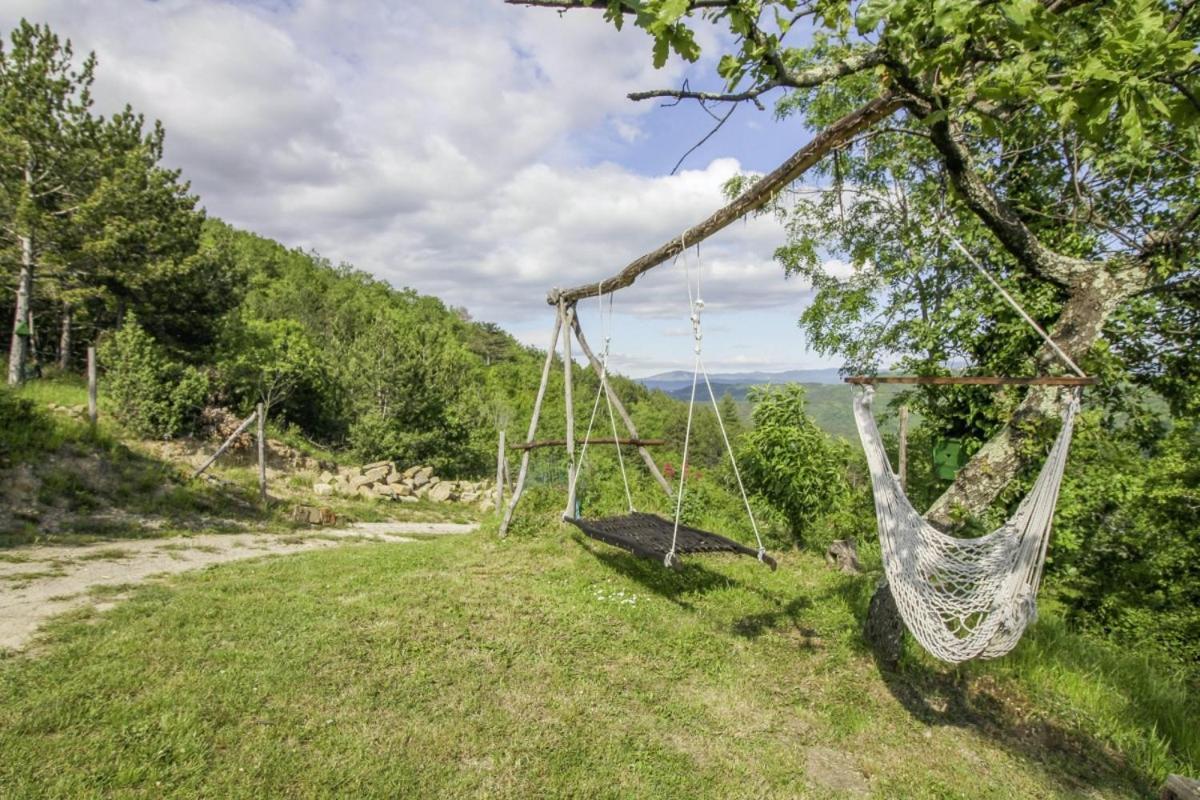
[0,522,477,652]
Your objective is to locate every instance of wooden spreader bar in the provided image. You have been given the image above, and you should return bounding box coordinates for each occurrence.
[845,376,1097,386]
[510,437,667,451]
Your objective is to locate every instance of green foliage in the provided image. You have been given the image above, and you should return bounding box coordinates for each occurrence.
[1053,413,1200,675]
[0,387,53,465]
[738,385,859,544]
[98,317,208,439]
[216,317,324,413]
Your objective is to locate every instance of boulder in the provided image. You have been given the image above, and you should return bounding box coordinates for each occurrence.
[386,471,405,485]
[398,494,418,504]
[428,482,456,503]
[825,539,862,575]
[362,465,390,483]
[349,474,375,491]
[413,466,434,487]
[392,483,413,497]
[318,470,335,484]
[292,505,337,526]
[415,483,432,499]
[402,465,420,479]
[362,460,393,473]
[373,484,396,498]
[313,483,334,497]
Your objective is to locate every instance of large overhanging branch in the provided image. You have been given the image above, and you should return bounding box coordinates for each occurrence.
[547,93,902,306]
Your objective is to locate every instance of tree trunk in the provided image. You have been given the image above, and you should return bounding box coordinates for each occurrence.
[927,260,1149,526]
[7,233,33,386]
[58,304,72,371]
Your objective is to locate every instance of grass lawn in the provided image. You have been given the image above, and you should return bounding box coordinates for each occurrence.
[0,528,1194,798]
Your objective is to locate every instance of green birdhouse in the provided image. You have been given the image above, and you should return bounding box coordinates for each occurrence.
[933,440,964,481]
[14,321,30,337]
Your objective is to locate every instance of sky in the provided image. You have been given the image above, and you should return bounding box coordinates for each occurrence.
[2,0,846,377]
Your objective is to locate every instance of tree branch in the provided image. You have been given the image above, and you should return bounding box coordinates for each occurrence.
[629,80,780,106]
[547,93,903,306]
[504,0,735,9]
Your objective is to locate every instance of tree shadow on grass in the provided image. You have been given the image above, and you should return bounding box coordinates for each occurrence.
[823,575,1153,798]
[573,535,743,610]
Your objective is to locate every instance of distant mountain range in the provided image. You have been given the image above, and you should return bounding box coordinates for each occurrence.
[638,368,843,397]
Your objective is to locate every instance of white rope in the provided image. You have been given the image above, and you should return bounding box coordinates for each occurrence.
[567,285,635,515]
[699,358,766,559]
[853,385,1081,662]
[941,231,1087,379]
[668,235,767,565]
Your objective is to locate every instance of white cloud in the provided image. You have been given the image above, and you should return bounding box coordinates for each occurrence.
[3,0,814,334]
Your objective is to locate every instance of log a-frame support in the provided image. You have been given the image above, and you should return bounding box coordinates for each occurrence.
[498,299,673,537]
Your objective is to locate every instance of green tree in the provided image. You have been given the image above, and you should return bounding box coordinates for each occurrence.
[517,0,1200,523]
[0,20,95,384]
[739,385,852,542]
[217,317,324,415]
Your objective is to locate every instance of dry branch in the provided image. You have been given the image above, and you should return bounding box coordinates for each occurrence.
[547,94,902,306]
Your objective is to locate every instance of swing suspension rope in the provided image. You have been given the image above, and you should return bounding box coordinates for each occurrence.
[567,283,635,514]
[666,235,766,569]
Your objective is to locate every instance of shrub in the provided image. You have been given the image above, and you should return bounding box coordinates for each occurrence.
[0,387,54,464]
[739,384,860,547]
[99,318,210,438]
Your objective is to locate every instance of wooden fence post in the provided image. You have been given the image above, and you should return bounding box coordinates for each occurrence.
[86,346,97,429]
[495,430,506,513]
[257,402,267,504]
[898,405,909,492]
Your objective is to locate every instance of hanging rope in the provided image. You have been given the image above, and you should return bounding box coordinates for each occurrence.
[566,284,635,517]
[940,230,1088,379]
[668,235,767,567]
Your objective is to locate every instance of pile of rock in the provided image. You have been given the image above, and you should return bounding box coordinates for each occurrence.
[312,462,497,509]
[46,402,87,419]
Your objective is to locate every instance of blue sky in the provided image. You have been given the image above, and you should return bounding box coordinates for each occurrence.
[2,0,847,377]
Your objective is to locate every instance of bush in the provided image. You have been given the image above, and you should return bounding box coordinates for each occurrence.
[1054,414,1200,677]
[738,384,861,547]
[0,387,54,464]
[99,318,210,439]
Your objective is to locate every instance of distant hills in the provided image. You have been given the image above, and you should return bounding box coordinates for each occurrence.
[636,368,903,440]
[639,368,843,395]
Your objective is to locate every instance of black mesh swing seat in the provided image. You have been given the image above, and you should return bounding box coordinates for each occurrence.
[565,512,778,570]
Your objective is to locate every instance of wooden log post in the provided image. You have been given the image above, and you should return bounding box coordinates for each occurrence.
[570,315,673,498]
[192,409,258,480]
[1161,775,1200,800]
[561,299,577,518]
[495,430,506,513]
[500,310,563,536]
[257,402,267,505]
[898,405,909,492]
[86,346,97,429]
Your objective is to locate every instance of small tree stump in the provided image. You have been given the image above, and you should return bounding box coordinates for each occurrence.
[1162,775,1200,800]
[865,580,905,667]
[825,538,863,574]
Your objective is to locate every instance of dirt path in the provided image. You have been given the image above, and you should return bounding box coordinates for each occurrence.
[0,522,477,652]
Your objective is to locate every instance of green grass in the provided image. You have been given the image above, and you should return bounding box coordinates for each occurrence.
[1,530,1192,798]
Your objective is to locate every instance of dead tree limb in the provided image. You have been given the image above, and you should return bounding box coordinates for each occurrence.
[547,94,902,306]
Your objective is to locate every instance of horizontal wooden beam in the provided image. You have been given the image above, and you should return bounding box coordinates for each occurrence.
[547,94,902,307]
[510,437,667,451]
[845,376,1097,386]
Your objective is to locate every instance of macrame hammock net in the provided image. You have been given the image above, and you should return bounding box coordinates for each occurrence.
[852,233,1087,663]
[564,242,776,571]
[854,386,1080,662]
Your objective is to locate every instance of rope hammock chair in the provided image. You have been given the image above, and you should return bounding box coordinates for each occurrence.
[564,241,777,571]
[850,233,1092,663]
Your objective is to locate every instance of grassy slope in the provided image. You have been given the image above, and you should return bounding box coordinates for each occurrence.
[1,530,1192,798]
[1,376,471,544]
